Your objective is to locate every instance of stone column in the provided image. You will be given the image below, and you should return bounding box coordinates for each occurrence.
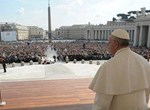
[132,30,134,42]
[139,26,143,46]
[89,30,91,39]
[86,30,88,40]
[147,26,150,47]
[95,30,97,39]
[129,30,131,41]
[93,30,96,40]
[105,30,108,40]
[98,30,100,40]
[133,27,138,46]
[104,30,107,40]
[91,30,94,40]
[103,30,106,40]
[97,30,99,39]
[100,30,102,40]
[130,30,132,41]
[133,26,140,46]
[106,30,108,40]
[101,30,104,40]
[105,30,107,40]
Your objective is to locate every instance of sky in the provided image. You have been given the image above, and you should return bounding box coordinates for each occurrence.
[0,0,149,30]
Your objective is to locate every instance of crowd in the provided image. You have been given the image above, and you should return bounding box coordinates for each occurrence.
[0,41,149,64]
[54,41,111,61]
[53,41,150,61]
[0,42,50,63]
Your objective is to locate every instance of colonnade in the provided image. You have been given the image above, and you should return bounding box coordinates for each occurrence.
[86,29,134,42]
[134,25,150,47]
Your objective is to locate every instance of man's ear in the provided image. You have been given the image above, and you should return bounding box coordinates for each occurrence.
[114,39,120,49]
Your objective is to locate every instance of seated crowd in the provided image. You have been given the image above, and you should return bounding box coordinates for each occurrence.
[0,42,50,63]
[53,41,150,61]
[0,41,149,64]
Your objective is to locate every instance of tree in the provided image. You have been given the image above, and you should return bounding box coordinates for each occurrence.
[112,17,117,22]
[117,13,129,20]
[128,16,136,21]
[145,10,150,14]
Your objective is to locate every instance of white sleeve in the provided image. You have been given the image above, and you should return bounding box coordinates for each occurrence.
[145,88,150,103]
[92,93,113,110]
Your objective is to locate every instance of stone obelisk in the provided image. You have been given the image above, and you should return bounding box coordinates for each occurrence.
[48,0,52,43]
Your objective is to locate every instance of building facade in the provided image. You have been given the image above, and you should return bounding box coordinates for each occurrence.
[85,22,135,43]
[0,23,29,41]
[55,22,135,43]
[0,23,46,41]
[55,7,150,47]
[133,8,150,47]
[28,26,44,40]
[16,24,29,40]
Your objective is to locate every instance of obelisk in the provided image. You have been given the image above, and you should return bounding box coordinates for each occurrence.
[48,0,52,43]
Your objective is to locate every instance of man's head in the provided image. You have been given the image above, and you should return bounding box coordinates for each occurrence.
[108,29,129,56]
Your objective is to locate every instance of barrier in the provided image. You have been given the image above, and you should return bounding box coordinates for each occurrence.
[81,59,84,64]
[97,61,100,65]
[21,61,24,66]
[73,59,77,63]
[12,62,15,67]
[89,60,92,64]
[29,60,33,65]
[65,56,69,63]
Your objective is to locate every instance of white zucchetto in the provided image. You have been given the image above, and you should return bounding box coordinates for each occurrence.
[111,29,129,40]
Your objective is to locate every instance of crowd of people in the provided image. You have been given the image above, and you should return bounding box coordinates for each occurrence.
[0,42,50,64]
[0,41,149,65]
[53,41,150,61]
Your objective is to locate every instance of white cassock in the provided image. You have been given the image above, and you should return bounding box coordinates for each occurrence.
[89,47,150,110]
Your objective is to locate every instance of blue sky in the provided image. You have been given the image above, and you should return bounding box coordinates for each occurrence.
[0,0,149,30]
